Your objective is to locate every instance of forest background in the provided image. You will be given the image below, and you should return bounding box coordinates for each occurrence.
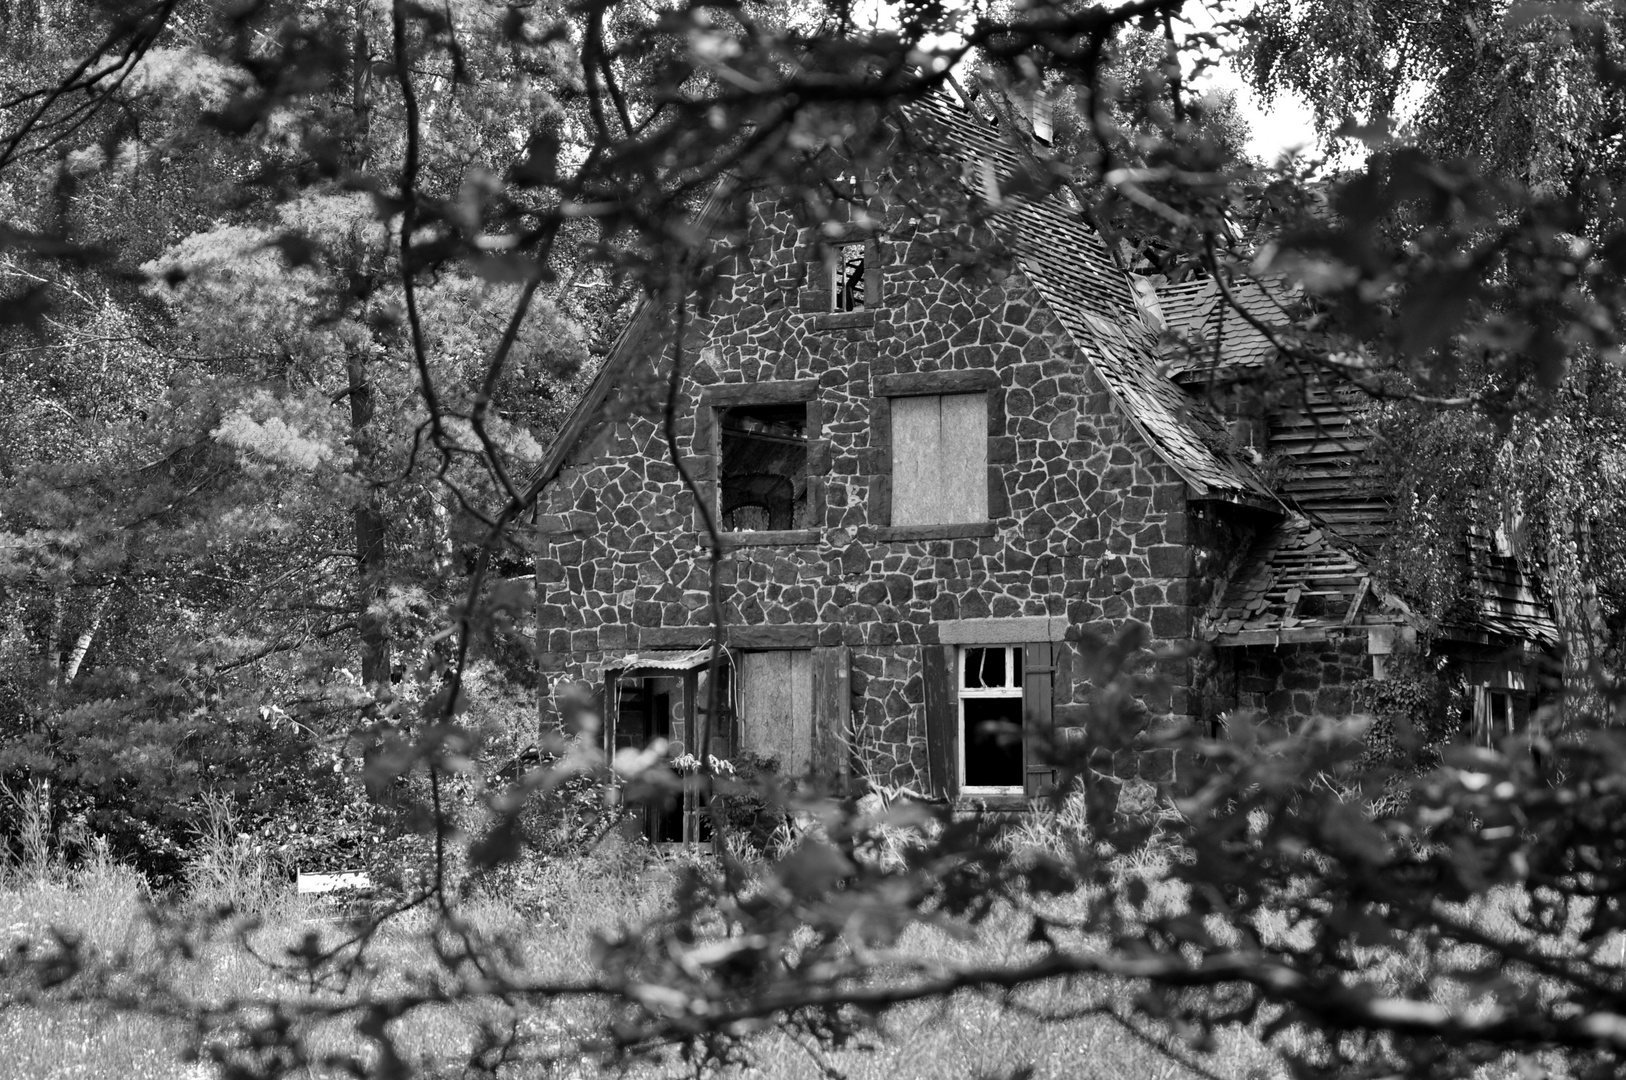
[6,1,1626,1078]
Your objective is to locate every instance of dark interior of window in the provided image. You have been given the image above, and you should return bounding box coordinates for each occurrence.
[719,403,809,531]
[962,646,1024,788]
[832,243,865,312]
[964,698,1022,787]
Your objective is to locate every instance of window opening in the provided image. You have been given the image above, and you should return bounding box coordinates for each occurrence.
[718,402,809,531]
[959,645,1024,791]
[1474,687,1522,748]
[831,243,865,312]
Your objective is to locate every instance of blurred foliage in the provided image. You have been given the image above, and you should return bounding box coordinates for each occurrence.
[3,2,1626,1079]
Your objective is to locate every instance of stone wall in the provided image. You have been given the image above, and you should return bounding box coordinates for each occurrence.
[1216,635,1373,730]
[535,188,1200,789]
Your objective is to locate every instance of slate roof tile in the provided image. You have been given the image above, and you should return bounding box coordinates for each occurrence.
[910,94,1273,502]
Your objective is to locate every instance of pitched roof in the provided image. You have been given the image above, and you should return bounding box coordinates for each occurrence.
[909,92,1274,503]
[1155,276,1288,379]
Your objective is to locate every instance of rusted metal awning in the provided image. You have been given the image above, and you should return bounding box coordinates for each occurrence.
[610,647,721,672]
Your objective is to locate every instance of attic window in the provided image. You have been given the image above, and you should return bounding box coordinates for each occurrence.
[831,243,865,312]
[718,403,810,531]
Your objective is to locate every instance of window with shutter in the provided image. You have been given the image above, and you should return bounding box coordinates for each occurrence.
[924,642,1055,800]
[890,393,988,525]
[958,645,1024,794]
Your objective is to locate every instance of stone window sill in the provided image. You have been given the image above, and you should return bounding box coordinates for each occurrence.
[807,310,875,331]
[723,528,820,548]
[874,521,997,542]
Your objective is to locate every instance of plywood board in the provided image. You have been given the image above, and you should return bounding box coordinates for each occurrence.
[890,393,986,525]
[890,394,939,527]
[939,392,988,522]
[738,650,813,776]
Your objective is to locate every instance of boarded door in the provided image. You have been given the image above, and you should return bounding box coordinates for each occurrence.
[737,650,813,776]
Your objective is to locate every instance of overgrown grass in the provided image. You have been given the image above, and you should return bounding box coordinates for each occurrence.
[0,848,1282,1080]
[0,791,1286,1080]
[0,791,1552,1080]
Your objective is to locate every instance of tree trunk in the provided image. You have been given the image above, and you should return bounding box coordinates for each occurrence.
[348,351,392,687]
[351,10,371,171]
[44,589,63,690]
[346,2,390,688]
[62,583,112,685]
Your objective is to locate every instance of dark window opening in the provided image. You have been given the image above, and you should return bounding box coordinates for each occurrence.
[959,646,1024,791]
[719,402,809,531]
[832,243,865,312]
[963,698,1023,787]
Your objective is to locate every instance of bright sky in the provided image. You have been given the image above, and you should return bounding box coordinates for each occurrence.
[1203,69,1321,164]
[858,0,1325,163]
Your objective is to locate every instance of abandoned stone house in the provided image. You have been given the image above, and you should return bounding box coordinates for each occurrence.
[529,87,1557,834]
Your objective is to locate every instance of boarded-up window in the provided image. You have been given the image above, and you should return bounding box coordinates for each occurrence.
[737,650,813,776]
[890,393,987,526]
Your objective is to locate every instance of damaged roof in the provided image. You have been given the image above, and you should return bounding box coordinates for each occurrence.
[1154,276,1290,380]
[1204,517,1391,645]
[910,92,1274,505]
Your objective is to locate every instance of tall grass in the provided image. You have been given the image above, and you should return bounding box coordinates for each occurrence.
[184,789,287,914]
[1,779,62,884]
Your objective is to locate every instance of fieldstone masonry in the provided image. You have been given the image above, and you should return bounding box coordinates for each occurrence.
[535,187,1207,791]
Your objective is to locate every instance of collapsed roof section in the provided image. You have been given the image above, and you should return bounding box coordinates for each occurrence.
[1205,516,1394,646]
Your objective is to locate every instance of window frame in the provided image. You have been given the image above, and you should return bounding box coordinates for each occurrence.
[800,230,880,330]
[957,644,1026,795]
[924,637,1056,804]
[871,370,1005,541]
[829,241,867,313]
[696,380,825,545]
[1473,685,1526,748]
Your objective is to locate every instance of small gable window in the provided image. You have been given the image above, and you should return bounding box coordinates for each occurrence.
[718,402,810,531]
[831,242,866,312]
[891,393,987,525]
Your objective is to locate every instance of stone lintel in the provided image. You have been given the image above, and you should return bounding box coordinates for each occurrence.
[727,624,820,649]
[935,615,1067,645]
[700,379,818,406]
[637,625,711,648]
[874,369,1000,398]
[634,624,824,650]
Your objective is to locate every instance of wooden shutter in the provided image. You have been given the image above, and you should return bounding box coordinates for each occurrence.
[1023,642,1056,797]
[811,646,852,790]
[922,645,958,800]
